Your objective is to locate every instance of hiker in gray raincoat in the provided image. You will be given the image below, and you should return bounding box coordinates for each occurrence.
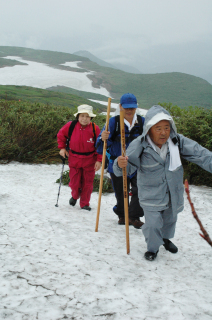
[113,105,212,261]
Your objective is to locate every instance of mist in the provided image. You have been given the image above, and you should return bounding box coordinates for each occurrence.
[0,0,212,82]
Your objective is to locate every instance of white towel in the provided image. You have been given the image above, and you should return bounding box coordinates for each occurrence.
[147,135,181,171]
[168,137,182,171]
[146,135,167,161]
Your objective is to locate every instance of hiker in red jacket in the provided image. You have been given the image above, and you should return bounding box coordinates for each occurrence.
[57,105,102,211]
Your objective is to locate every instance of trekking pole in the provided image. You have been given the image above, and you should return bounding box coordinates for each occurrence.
[120,107,130,254]
[95,97,111,232]
[55,155,66,207]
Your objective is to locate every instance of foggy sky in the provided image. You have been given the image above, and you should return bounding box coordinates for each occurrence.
[0,0,212,81]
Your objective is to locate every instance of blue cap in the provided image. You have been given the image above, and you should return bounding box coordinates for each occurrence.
[120,93,137,108]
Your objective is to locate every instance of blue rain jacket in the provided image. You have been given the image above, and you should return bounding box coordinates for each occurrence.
[96,115,145,174]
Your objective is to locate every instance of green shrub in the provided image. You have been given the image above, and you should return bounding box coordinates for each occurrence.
[0,99,106,163]
[1,98,211,187]
[160,103,212,187]
[56,171,114,193]
[93,174,114,193]
[56,170,70,185]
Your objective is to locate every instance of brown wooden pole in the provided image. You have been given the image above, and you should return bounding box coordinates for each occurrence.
[184,179,212,247]
[95,97,111,232]
[120,107,130,254]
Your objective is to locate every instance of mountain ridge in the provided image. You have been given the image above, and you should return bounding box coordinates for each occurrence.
[73,50,142,74]
[0,46,211,109]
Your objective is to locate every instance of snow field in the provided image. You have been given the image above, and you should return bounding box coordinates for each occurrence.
[0,56,110,96]
[0,163,212,320]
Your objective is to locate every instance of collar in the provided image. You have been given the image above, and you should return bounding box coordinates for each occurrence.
[124,114,137,131]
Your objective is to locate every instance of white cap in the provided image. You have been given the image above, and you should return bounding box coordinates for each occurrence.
[146,112,174,133]
[74,104,96,118]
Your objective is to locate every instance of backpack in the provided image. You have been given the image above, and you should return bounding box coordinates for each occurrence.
[66,120,97,155]
[110,114,144,142]
[104,114,144,168]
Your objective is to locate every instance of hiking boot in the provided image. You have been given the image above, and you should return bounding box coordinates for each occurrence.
[81,206,91,211]
[163,239,178,253]
[129,218,144,229]
[118,216,132,225]
[118,217,125,225]
[144,250,158,261]
[69,197,77,206]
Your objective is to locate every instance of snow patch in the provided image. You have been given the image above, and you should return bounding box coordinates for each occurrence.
[0,56,110,96]
[60,61,83,69]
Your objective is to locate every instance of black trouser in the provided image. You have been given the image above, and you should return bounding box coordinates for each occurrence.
[110,172,144,219]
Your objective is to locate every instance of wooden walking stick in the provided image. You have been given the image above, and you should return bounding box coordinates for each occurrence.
[95,97,111,232]
[184,179,212,247]
[120,107,130,254]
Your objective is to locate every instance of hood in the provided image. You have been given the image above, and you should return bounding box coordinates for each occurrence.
[142,105,177,138]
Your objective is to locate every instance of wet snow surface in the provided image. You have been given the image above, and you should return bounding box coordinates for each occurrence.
[0,56,110,96]
[0,162,212,320]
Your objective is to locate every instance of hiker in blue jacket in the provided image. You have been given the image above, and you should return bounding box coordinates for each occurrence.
[113,105,212,261]
[96,93,145,229]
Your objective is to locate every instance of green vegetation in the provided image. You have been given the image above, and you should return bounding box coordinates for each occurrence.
[56,171,114,193]
[0,57,27,68]
[48,86,111,103]
[92,174,114,193]
[81,60,212,109]
[0,46,89,65]
[0,46,212,186]
[0,85,106,112]
[0,99,106,163]
[161,103,212,187]
[0,46,212,109]
[0,98,211,187]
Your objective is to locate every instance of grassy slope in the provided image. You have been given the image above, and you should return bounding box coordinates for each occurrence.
[80,60,212,108]
[0,85,106,112]
[0,46,88,64]
[47,86,110,103]
[0,57,27,68]
[0,46,212,109]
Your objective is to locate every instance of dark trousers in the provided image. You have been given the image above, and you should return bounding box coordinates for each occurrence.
[110,172,144,219]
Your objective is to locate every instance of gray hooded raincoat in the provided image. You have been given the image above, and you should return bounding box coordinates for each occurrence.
[113,105,212,253]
